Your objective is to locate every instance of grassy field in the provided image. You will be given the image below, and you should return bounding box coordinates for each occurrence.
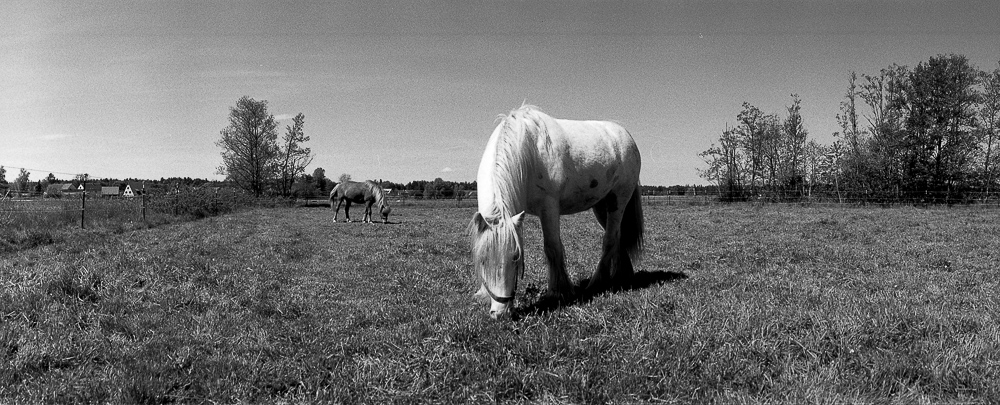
[1,201,998,403]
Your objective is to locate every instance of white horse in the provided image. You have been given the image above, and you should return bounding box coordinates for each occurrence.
[470,106,644,319]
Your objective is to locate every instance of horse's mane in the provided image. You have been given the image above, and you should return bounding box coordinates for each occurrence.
[483,105,546,220]
[363,180,389,208]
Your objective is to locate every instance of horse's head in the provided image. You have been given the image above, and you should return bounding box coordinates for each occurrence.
[380,205,392,224]
[469,211,525,319]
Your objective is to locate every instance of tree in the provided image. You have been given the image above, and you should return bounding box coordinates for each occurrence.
[845,64,909,201]
[291,174,320,198]
[780,95,808,197]
[903,54,981,200]
[0,166,6,185]
[13,168,29,195]
[277,113,313,197]
[699,126,745,201]
[312,168,328,194]
[700,97,810,201]
[979,61,1000,194]
[216,96,280,197]
[338,173,352,184]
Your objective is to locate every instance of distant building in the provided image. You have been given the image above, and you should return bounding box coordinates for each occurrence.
[101,186,120,198]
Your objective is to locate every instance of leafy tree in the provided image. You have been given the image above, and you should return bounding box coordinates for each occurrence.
[312,168,328,194]
[780,95,808,197]
[0,166,6,185]
[216,96,280,197]
[338,173,352,184]
[291,174,319,198]
[13,168,29,195]
[978,61,1000,194]
[277,113,312,197]
[843,64,909,201]
[832,55,992,203]
[903,54,981,200]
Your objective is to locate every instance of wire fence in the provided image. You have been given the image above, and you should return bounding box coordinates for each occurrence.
[0,186,258,230]
[641,190,1000,207]
[8,185,1000,232]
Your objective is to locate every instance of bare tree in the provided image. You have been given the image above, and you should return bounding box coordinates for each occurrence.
[216,96,279,197]
[277,113,313,197]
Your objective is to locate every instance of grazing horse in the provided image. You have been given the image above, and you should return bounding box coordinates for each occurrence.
[470,105,644,319]
[330,180,392,223]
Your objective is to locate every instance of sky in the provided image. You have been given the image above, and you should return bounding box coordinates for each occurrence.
[2,0,998,186]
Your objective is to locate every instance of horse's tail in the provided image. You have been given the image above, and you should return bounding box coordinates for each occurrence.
[620,184,644,265]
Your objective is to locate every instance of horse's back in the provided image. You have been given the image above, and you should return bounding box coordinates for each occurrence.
[537,117,641,214]
[551,118,639,171]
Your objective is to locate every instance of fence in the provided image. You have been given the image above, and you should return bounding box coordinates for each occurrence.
[0,186,257,230]
[9,186,1000,230]
[641,190,1000,207]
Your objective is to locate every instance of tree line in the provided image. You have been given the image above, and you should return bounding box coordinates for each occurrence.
[700,54,1000,204]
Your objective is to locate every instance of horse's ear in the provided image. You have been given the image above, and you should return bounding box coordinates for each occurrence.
[511,211,526,227]
[472,212,490,234]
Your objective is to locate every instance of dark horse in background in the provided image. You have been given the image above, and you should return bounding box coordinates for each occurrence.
[330,180,392,223]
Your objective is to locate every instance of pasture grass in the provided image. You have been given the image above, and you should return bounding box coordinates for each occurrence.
[1,202,998,403]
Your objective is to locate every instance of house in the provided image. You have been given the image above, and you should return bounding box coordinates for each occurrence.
[101,186,120,198]
[122,183,145,198]
[73,183,102,196]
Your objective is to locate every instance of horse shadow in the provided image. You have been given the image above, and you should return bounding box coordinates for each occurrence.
[517,270,688,318]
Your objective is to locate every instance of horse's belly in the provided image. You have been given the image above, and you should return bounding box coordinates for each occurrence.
[558,183,612,214]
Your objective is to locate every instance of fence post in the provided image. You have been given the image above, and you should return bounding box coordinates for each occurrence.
[81,185,86,229]
[141,182,147,223]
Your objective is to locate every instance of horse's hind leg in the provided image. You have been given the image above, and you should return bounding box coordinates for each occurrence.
[596,204,635,285]
[587,194,630,293]
[344,202,352,222]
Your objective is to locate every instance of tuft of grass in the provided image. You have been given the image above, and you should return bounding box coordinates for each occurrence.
[1,203,998,403]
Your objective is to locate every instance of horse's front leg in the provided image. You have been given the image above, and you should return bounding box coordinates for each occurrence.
[364,202,373,223]
[539,208,574,301]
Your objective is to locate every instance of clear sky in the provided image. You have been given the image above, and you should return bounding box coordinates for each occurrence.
[2,0,998,186]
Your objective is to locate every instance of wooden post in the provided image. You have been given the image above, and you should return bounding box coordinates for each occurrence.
[141,182,147,223]
[80,183,86,229]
